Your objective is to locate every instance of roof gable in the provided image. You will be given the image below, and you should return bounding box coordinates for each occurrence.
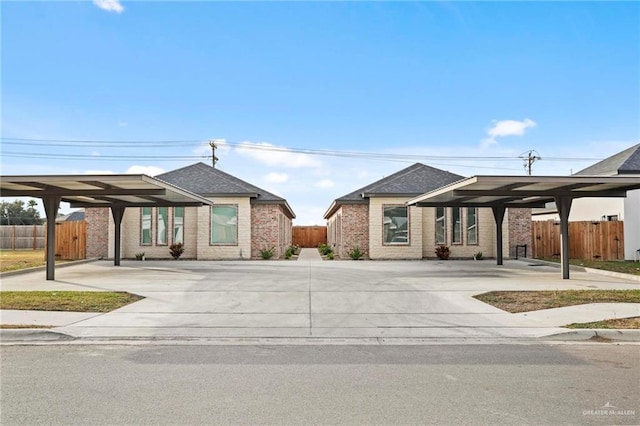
[157,162,283,201]
[157,163,295,218]
[336,163,465,201]
[324,163,464,218]
[575,144,640,176]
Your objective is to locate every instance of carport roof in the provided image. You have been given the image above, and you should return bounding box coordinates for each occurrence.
[0,174,214,208]
[407,175,640,208]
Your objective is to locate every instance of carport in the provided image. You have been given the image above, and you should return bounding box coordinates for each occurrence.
[0,174,212,280]
[407,175,640,279]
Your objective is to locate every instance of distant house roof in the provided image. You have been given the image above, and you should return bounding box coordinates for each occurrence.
[157,162,295,218]
[66,210,85,222]
[324,163,464,218]
[575,144,640,176]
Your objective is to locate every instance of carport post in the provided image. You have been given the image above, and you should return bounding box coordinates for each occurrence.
[555,196,573,279]
[111,206,125,266]
[43,195,61,280]
[492,206,506,266]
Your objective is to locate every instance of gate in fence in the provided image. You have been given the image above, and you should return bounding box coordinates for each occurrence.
[532,220,624,260]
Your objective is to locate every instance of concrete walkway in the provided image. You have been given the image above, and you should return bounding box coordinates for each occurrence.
[296,248,323,261]
[1,258,638,342]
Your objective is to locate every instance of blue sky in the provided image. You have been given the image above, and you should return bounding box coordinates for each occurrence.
[2,1,639,224]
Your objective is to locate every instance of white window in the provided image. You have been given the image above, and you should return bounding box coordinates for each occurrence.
[435,207,446,244]
[211,205,238,245]
[383,205,409,245]
[174,207,184,244]
[452,207,462,244]
[467,208,478,245]
[157,207,168,245]
[141,207,152,245]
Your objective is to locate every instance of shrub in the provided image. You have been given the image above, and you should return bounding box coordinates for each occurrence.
[474,251,484,260]
[327,252,334,260]
[169,243,184,260]
[135,252,145,261]
[260,247,275,260]
[318,243,333,256]
[435,245,450,260]
[348,246,363,260]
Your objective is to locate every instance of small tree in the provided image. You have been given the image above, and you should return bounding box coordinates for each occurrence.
[169,243,184,260]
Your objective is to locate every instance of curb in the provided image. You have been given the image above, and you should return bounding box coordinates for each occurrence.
[0,258,101,277]
[0,329,76,342]
[542,329,640,342]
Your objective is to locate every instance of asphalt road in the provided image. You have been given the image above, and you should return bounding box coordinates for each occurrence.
[1,344,638,425]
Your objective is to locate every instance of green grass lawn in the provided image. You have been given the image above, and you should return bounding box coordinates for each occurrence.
[536,258,640,276]
[0,291,144,312]
[0,250,72,273]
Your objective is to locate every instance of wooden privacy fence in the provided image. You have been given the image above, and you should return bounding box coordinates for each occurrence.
[0,225,45,250]
[532,220,624,261]
[293,226,327,248]
[53,221,87,260]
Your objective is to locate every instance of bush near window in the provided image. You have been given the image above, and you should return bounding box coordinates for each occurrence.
[435,245,450,260]
[169,243,184,260]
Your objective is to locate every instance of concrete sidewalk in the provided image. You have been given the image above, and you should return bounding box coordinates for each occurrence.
[1,258,638,343]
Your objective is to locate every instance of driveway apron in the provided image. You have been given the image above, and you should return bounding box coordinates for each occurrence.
[1,255,638,341]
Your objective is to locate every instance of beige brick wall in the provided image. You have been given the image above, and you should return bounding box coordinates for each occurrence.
[197,197,251,260]
[421,207,509,259]
[110,206,198,259]
[369,198,423,259]
[108,197,253,260]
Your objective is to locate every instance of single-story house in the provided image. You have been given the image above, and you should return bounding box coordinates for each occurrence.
[86,162,295,260]
[532,143,640,260]
[324,163,532,260]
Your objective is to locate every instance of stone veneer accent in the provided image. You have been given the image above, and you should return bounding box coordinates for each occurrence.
[85,207,109,258]
[251,204,292,259]
[507,207,532,257]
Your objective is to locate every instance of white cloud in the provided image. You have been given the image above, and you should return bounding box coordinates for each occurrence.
[482,118,537,148]
[125,165,165,176]
[93,0,124,13]
[265,172,289,183]
[315,179,334,188]
[236,141,322,168]
[117,120,128,127]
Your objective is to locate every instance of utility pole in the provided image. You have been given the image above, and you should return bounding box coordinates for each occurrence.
[209,140,219,168]
[519,150,541,175]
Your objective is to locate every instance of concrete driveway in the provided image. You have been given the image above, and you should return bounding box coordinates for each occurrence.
[1,249,639,341]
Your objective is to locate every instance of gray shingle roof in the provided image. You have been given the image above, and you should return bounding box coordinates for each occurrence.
[337,163,465,201]
[157,163,295,218]
[325,163,464,218]
[575,144,640,176]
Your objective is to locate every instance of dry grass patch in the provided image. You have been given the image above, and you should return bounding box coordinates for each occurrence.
[566,317,640,329]
[0,291,144,312]
[474,290,640,313]
[0,250,71,273]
